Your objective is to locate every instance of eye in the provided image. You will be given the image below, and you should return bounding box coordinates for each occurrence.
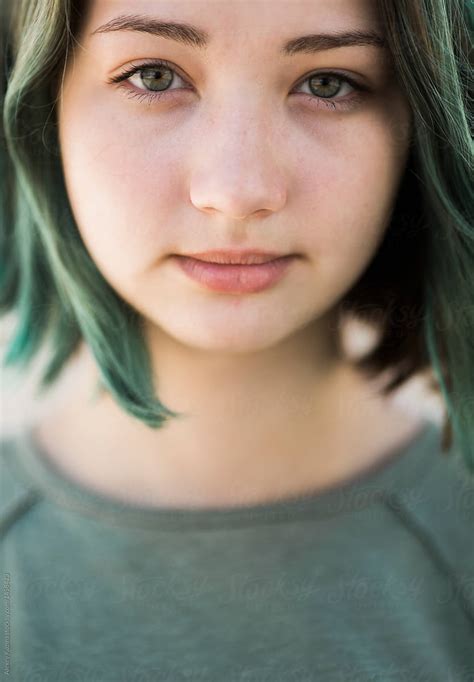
[108,60,369,112]
[108,59,192,105]
[292,71,368,112]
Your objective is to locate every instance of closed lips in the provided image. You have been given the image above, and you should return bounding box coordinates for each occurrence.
[179,252,295,265]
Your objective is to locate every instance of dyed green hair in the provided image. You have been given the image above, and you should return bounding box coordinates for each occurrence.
[1,1,473,471]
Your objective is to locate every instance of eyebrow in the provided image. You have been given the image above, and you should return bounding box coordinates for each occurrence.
[89,14,387,55]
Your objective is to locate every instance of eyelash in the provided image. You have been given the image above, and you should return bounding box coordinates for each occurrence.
[108,58,369,113]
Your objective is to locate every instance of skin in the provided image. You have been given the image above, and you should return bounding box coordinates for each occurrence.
[35,0,427,508]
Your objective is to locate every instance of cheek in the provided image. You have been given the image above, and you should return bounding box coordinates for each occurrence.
[298,102,410,276]
[58,95,182,282]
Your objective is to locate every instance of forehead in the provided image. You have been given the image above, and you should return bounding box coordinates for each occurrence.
[80,0,385,52]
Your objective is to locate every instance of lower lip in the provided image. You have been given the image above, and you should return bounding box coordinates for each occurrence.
[171,255,299,293]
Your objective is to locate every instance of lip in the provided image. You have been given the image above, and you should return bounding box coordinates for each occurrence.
[179,249,291,265]
[170,254,299,294]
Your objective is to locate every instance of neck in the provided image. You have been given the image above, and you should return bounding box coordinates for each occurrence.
[33,322,426,508]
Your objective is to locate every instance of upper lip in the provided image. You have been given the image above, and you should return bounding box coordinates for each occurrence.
[177,249,295,265]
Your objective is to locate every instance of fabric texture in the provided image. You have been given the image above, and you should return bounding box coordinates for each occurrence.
[1,419,473,682]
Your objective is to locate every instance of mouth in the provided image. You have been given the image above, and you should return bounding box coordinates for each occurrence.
[175,250,297,265]
[170,252,300,294]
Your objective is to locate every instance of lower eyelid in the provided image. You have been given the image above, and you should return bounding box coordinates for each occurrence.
[297,89,366,113]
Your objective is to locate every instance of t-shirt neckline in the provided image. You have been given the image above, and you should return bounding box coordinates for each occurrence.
[7,418,442,531]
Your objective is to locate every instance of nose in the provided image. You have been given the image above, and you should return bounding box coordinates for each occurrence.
[189,106,288,220]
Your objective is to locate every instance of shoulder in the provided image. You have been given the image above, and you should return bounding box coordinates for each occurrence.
[0,432,42,538]
[407,443,474,549]
[387,439,474,622]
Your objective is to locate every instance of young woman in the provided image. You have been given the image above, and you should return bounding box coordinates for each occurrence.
[1,0,473,679]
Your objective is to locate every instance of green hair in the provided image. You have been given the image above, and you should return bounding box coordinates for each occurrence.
[1,0,473,471]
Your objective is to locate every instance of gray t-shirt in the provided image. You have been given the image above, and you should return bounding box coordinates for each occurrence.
[1,419,473,682]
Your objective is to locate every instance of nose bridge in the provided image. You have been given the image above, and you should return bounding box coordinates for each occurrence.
[189,90,287,219]
[213,76,284,156]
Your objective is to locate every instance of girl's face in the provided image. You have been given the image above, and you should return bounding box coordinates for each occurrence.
[58,0,412,354]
